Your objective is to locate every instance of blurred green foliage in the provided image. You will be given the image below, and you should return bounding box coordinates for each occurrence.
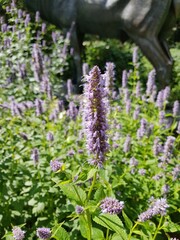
[83,38,132,85]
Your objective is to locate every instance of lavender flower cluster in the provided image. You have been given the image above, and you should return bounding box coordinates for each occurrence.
[138,198,169,222]
[50,159,63,172]
[36,227,51,239]
[100,197,124,214]
[12,226,25,240]
[12,226,51,240]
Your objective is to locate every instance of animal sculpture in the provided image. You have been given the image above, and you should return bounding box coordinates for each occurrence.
[25,0,180,90]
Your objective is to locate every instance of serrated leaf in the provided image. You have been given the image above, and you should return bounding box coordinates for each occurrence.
[60,183,86,205]
[93,214,127,239]
[94,186,105,201]
[122,211,133,230]
[51,225,70,240]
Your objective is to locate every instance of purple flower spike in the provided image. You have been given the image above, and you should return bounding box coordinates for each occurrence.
[67,102,78,120]
[12,227,25,240]
[83,66,109,166]
[156,90,164,109]
[41,23,46,33]
[35,99,45,116]
[31,148,39,164]
[36,227,51,239]
[123,135,131,153]
[146,70,156,96]
[172,165,180,181]
[35,11,40,22]
[41,74,52,99]
[163,86,170,102]
[129,157,138,167]
[138,208,153,222]
[138,198,169,222]
[100,197,124,214]
[162,184,170,195]
[46,132,54,142]
[159,110,165,125]
[125,99,131,114]
[133,105,140,120]
[173,100,179,117]
[122,70,128,88]
[104,62,115,97]
[25,14,31,27]
[57,100,64,112]
[137,118,148,139]
[153,137,163,156]
[161,136,175,163]
[32,44,44,82]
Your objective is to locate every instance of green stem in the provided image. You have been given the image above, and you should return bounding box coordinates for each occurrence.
[86,209,92,240]
[87,170,97,201]
[106,228,109,240]
[128,221,139,240]
[152,215,163,240]
[85,170,97,240]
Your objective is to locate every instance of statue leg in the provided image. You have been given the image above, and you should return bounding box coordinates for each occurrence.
[160,39,174,63]
[130,35,173,88]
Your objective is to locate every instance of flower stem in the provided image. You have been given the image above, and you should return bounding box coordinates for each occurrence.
[152,215,163,240]
[87,170,97,201]
[85,170,97,240]
[128,221,139,240]
[106,228,109,240]
[86,209,92,240]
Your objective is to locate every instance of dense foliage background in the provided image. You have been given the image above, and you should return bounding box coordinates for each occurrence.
[0,1,179,240]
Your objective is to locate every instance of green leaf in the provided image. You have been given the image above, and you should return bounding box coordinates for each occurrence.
[87,168,97,181]
[92,227,104,240]
[112,233,123,240]
[93,214,127,239]
[163,220,180,232]
[94,186,106,201]
[28,198,37,206]
[32,202,45,214]
[2,232,14,240]
[79,215,89,239]
[59,183,86,205]
[51,225,70,240]
[122,211,133,230]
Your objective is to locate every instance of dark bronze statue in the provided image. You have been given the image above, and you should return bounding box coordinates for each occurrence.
[25,0,179,89]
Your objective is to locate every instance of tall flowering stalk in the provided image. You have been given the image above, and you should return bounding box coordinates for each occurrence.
[104,62,115,98]
[83,66,109,167]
